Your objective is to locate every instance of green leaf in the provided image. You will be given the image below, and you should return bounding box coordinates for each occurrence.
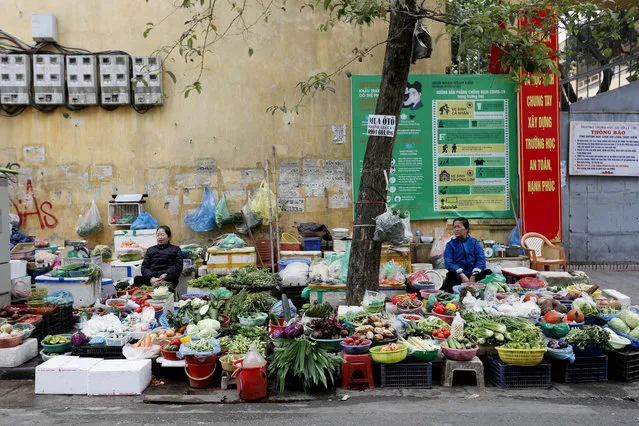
[143,28,152,38]
[603,47,612,57]
[185,89,191,98]
[324,0,331,10]
[166,71,176,84]
[248,47,254,57]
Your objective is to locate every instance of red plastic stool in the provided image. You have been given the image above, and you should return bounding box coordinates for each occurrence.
[340,352,374,390]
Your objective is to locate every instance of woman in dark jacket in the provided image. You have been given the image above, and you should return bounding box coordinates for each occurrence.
[133,225,183,290]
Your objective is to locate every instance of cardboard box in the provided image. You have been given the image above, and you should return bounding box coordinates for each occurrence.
[87,359,152,395]
[0,338,38,368]
[35,356,103,394]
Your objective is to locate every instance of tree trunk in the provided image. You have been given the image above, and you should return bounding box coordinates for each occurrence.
[346,2,418,305]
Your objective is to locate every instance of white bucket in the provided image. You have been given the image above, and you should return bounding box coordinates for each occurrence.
[411,263,433,272]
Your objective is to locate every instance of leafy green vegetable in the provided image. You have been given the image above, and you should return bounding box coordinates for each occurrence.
[572,298,598,316]
[224,290,276,320]
[619,309,639,329]
[220,266,281,289]
[565,325,612,350]
[268,336,343,392]
[188,274,221,289]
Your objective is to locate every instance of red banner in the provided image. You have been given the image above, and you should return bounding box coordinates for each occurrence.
[518,11,562,242]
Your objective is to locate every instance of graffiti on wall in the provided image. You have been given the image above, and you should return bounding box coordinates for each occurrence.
[9,179,59,230]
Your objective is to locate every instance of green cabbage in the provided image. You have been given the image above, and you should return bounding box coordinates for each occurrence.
[609,317,630,334]
[630,327,639,339]
[619,309,639,330]
[572,298,598,316]
[186,324,199,336]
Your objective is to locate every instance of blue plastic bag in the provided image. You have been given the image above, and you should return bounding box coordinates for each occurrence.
[184,186,217,232]
[271,300,297,319]
[131,212,159,230]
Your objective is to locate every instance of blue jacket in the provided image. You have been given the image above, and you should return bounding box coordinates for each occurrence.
[443,235,486,276]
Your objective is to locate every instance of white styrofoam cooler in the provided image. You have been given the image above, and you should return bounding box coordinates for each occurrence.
[35,275,100,307]
[10,259,27,279]
[110,260,142,281]
[36,356,103,394]
[114,229,157,252]
[87,359,152,395]
[0,338,38,368]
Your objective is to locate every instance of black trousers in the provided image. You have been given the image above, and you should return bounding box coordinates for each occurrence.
[441,269,492,293]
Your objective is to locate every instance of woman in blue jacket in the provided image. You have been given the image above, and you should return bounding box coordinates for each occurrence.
[442,218,491,292]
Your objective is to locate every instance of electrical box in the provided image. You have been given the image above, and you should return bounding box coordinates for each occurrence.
[99,54,130,105]
[0,54,31,105]
[66,55,98,105]
[132,56,163,106]
[31,13,58,43]
[33,54,65,105]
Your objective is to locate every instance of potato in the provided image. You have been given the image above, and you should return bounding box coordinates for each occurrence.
[373,322,384,328]
[366,331,374,339]
[373,333,384,341]
[374,327,384,334]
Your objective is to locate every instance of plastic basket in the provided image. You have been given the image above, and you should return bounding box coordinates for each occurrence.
[410,348,439,362]
[340,340,372,354]
[238,312,267,326]
[310,336,344,352]
[381,362,432,388]
[571,344,605,357]
[12,323,35,339]
[220,353,245,372]
[369,344,408,364]
[441,344,479,361]
[551,355,608,383]
[486,356,551,389]
[496,346,547,366]
[606,349,639,382]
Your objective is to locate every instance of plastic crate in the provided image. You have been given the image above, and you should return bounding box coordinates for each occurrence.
[71,344,125,359]
[486,356,551,389]
[606,349,639,382]
[303,237,321,251]
[380,362,432,388]
[551,355,608,383]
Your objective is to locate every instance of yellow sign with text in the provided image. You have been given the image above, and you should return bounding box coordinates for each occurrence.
[437,195,507,211]
[436,101,475,119]
[437,144,505,154]
[436,167,475,185]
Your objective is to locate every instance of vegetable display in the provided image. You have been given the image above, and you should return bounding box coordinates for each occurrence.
[268,336,343,392]
[565,325,612,350]
[301,301,334,318]
[432,301,459,316]
[310,318,350,340]
[271,323,304,339]
[188,274,221,289]
[228,335,267,356]
[342,334,371,347]
[220,266,281,289]
[91,245,113,260]
[397,299,422,310]
[443,337,476,350]
[42,335,70,345]
[405,316,450,339]
[223,290,276,320]
[353,315,396,341]
[404,336,438,352]
[0,324,22,338]
[166,298,224,329]
[572,298,598,316]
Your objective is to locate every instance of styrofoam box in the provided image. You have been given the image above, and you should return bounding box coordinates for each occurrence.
[333,239,351,253]
[110,260,142,281]
[0,338,38,368]
[36,356,103,394]
[114,229,158,253]
[87,359,152,395]
[10,259,27,279]
[35,275,100,307]
[280,250,322,261]
[101,260,113,279]
[206,247,256,275]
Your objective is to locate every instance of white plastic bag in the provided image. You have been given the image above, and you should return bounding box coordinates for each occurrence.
[122,343,161,360]
[451,312,465,340]
[76,200,104,237]
[279,262,310,286]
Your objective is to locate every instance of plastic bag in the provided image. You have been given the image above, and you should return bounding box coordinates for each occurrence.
[309,258,331,283]
[251,179,278,225]
[339,241,351,283]
[131,212,159,230]
[123,343,161,360]
[407,270,432,285]
[177,338,221,361]
[362,291,385,309]
[76,200,104,237]
[217,233,246,250]
[401,212,412,245]
[507,219,522,253]
[479,273,507,284]
[215,195,232,225]
[279,262,309,286]
[9,213,19,229]
[235,200,262,234]
[271,299,298,319]
[373,208,410,245]
[483,283,499,301]
[545,343,575,363]
[184,186,217,232]
[379,261,406,286]
[451,312,465,340]
[430,227,448,258]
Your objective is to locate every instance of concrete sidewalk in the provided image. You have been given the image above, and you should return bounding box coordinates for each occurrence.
[586,270,639,304]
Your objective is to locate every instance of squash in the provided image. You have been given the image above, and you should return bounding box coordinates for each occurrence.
[543,310,564,324]
[566,308,584,323]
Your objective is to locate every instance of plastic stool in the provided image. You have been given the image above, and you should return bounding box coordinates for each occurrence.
[340,352,374,390]
[442,357,485,391]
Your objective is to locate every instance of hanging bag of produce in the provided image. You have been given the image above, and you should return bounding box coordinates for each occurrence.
[75,200,104,237]
[251,180,278,225]
[373,208,411,245]
[184,186,217,232]
[215,195,232,225]
[451,313,465,340]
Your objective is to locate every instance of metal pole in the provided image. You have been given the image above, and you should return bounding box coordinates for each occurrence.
[265,159,275,273]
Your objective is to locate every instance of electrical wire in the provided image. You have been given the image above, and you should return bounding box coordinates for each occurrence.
[0,29,36,49]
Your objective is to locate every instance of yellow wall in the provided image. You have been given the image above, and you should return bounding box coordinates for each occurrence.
[1,0,456,247]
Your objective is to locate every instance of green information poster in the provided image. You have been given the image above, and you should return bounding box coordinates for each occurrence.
[351,74,518,220]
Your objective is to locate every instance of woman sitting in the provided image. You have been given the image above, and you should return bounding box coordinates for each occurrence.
[133,225,183,291]
[442,217,491,293]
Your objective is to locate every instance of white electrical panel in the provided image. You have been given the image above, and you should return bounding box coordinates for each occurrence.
[66,55,98,105]
[32,14,58,42]
[0,54,31,105]
[132,56,163,105]
[33,54,65,105]
[99,54,130,105]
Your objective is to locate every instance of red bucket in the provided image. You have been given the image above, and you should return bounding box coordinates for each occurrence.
[269,318,286,335]
[185,362,216,389]
[233,359,267,401]
[185,354,218,364]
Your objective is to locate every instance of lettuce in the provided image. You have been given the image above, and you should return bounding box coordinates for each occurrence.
[619,309,639,330]
[572,298,598,316]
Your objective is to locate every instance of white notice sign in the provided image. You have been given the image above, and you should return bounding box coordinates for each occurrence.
[569,121,639,176]
[366,115,396,137]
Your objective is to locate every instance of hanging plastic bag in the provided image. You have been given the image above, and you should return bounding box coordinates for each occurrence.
[235,200,262,234]
[430,227,448,258]
[339,241,351,283]
[217,233,246,250]
[373,208,410,245]
[76,200,104,237]
[251,179,279,225]
[379,261,406,286]
[451,313,465,340]
[184,186,217,232]
[401,212,412,245]
[215,195,232,226]
[131,212,159,230]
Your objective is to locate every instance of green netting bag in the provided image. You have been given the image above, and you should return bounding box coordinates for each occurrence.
[215,195,232,225]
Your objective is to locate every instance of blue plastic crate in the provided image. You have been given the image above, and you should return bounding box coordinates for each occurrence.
[551,355,608,383]
[381,362,432,388]
[303,237,322,251]
[486,356,551,389]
